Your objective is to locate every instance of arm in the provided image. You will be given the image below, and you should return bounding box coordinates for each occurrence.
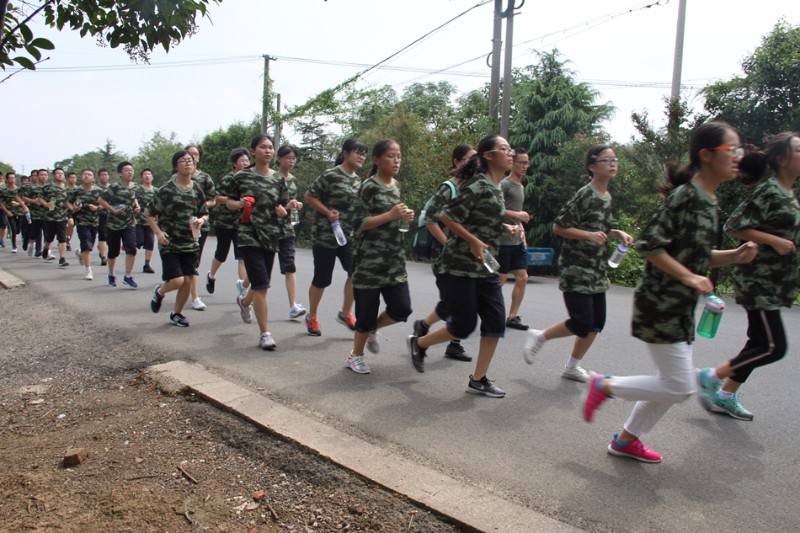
[505,209,530,223]
[553,223,607,245]
[645,251,713,295]
[360,203,412,232]
[426,222,448,245]
[709,241,758,267]
[304,191,337,221]
[146,214,169,246]
[609,229,634,246]
[440,212,485,260]
[732,228,795,255]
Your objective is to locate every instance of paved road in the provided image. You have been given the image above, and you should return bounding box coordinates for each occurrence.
[3,240,799,532]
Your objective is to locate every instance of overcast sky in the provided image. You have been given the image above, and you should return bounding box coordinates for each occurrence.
[1,0,796,174]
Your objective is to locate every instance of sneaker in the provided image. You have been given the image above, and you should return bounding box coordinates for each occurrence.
[289,303,307,320]
[562,366,591,383]
[27,247,34,257]
[11,247,17,253]
[75,249,83,266]
[346,353,371,374]
[236,295,252,324]
[100,257,107,266]
[142,264,155,274]
[336,311,357,331]
[522,329,545,364]
[236,279,248,297]
[58,258,69,267]
[412,319,429,338]
[407,335,427,373]
[607,433,662,463]
[150,284,164,313]
[697,367,722,396]
[41,248,49,260]
[46,251,56,261]
[206,272,215,294]
[704,393,754,421]
[84,270,93,281]
[444,342,472,362]
[66,242,72,252]
[258,332,277,351]
[191,297,206,310]
[366,332,380,354]
[169,312,190,327]
[583,372,611,422]
[108,275,117,287]
[305,315,321,336]
[506,315,529,330]
[466,375,506,398]
[122,275,138,288]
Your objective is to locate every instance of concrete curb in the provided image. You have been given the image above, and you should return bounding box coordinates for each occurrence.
[0,267,26,289]
[148,360,581,533]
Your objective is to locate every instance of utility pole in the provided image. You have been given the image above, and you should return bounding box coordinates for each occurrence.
[261,54,276,135]
[668,0,687,139]
[487,0,503,125]
[273,94,282,149]
[500,1,524,138]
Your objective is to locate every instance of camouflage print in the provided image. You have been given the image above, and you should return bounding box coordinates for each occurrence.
[440,173,505,278]
[68,187,103,227]
[190,171,215,234]
[20,182,45,220]
[222,167,287,251]
[307,166,361,249]
[135,184,156,226]
[0,187,25,216]
[554,183,613,294]
[424,179,459,275]
[147,180,208,253]
[632,181,718,344]
[724,176,800,310]
[101,182,137,231]
[352,176,408,289]
[211,172,241,230]
[277,172,299,239]
[42,182,69,222]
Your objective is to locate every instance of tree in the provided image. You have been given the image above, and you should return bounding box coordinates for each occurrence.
[199,118,260,182]
[1,0,221,71]
[703,20,800,145]
[132,131,184,186]
[54,139,127,174]
[0,159,14,174]
[399,81,458,132]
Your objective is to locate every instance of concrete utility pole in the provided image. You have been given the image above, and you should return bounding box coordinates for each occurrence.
[488,0,503,124]
[670,0,687,102]
[273,94,282,149]
[261,54,277,135]
[500,1,524,138]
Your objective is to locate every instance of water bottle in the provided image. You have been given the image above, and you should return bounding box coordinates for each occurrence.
[398,209,412,233]
[112,203,126,212]
[240,196,255,223]
[189,216,201,239]
[289,208,300,226]
[25,212,31,223]
[331,220,347,246]
[608,244,628,268]
[482,249,501,274]
[697,293,725,339]
[74,199,82,209]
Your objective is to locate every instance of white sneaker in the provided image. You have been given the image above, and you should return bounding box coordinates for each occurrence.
[366,332,380,354]
[562,366,590,382]
[235,279,248,297]
[191,297,207,311]
[523,329,545,365]
[84,270,93,281]
[75,249,83,266]
[258,332,276,351]
[346,353,371,374]
[289,303,307,319]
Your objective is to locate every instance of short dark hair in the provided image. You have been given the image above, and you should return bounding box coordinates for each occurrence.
[230,147,249,165]
[117,161,133,173]
[140,168,153,176]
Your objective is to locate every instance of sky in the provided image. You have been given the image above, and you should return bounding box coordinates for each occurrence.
[1,0,796,174]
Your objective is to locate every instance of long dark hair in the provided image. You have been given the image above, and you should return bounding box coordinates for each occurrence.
[454,134,502,181]
[738,132,800,186]
[585,144,611,177]
[661,121,736,195]
[448,144,475,172]
[334,138,368,166]
[368,139,400,177]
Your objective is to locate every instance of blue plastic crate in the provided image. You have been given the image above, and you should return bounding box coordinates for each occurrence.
[526,247,553,266]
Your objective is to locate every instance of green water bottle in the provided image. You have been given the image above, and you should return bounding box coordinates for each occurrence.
[697,293,725,339]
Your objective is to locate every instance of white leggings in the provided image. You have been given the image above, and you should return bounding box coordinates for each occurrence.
[608,342,697,437]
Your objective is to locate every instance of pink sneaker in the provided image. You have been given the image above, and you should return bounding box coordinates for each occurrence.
[583,372,610,422]
[336,311,356,332]
[607,433,662,463]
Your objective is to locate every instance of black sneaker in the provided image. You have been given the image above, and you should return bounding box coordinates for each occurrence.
[506,316,529,330]
[41,248,50,260]
[142,264,155,274]
[66,242,72,252]
[100,257,107,266]
[445,342,472,362]
[467,375,506,398]
[58,257,69,267]
[150,284,164,313]
[169,312,190,327]
[34,250,42,258]
[206,272,216,294]
[407,335,427,373]
[412,319,429,338]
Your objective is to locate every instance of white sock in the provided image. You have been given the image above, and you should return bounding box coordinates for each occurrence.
[566,356,581,369]
[537,331,547,342]
[719,390,736,400]
[209,272,216,280]
[707,368,723,383]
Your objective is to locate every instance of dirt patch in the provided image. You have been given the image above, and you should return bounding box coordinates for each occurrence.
[0,285,463,532]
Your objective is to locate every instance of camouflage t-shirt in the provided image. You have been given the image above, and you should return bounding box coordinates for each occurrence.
[20,183,44,220]
[277,172,299,239]
[440,173,505,278]
[724,177,800,310]
[632,180,718,344]
[146,180,208,253]
[554,183,613,294]
[352,176,408,289]
[68,187,103,227]
[42,183,69,222]
[424,179,459,275]
[101,182,137,231]
[221,167,287,251]
[190,171,215,234]
[307,166,361,249]
[211,172,241,230]
[0,187,25,216]
[135,185,156,226]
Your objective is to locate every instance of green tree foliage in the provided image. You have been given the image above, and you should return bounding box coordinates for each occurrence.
[54,138,128,175]
[199,118,260,183]
[132,131,183,186]
[0,160,14,174]
[703,19,800,145]
[1,0,220,71]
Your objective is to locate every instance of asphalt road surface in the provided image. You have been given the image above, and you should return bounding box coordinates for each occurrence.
[3,240,798,532]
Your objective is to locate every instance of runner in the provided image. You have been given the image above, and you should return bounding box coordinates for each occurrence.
[97,162,140,288]
[67,169,103,280]
[41,167,71,266]
[65,171,78,251]
[0,171,29,252]
[274,145,307,320]
[184,144,216,311]
[96,168,111,266]
[135,168,157,274]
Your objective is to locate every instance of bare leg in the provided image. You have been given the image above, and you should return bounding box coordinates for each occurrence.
[285,272,297,305]
[571,332,598,361]
[173,276,192,313]
[249,288,269,334]
[507,269,528,319]
[308,285,325,317]
[341,277,354,315]
[471,337,500,380]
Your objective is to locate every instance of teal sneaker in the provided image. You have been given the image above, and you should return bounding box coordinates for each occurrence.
[706,393,754,421]
[698,367,722,395]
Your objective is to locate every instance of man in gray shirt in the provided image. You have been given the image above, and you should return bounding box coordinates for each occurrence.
[499,148,531,330]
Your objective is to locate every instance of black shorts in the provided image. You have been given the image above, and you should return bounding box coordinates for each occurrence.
[353,282,412,333]
[161,250,198,282]
[563,291,607,337]
[97,212,107,241]
[136,224,155,251]
[194,230,208,269]
[311,243,353,288]
[278,237,296,274]
[106,226,137,259]
[0,210,7,228]
[239,246,275,290]
[77,225,97,252]
[213,226,239,263]
[498,243,528,274]
[43,220,68,243]
[439,273,505,339]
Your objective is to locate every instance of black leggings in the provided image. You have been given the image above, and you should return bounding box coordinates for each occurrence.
[729,308,788,384]
[6,215,20,248]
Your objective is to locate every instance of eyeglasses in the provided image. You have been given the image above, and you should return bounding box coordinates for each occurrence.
[514,160,530,166]
[488,148,516,156]
[596,158,619,165]
[710,145,744,156]
[177,158,195,165]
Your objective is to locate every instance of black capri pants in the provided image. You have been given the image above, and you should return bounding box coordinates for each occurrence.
[77,225,97,253]
[353,282,412,333]
[440,273,505,340]
[43,220,68,243]
[106,226,137,259]
[239,246,275,291]
[728,308,788,384]
[311,243,353,288]
[563,291,607,338]
[213,226,239,262]
[136,224,155,251]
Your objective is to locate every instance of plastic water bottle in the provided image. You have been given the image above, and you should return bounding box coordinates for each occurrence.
[289,208,300,226]
[398,209,412,233]
[331,220,347,246]
[189,216,201,239]
[482,249,501,274]
[25,212,31,223]
[697,293,725,339]
[608,244,628,268]
[112,203,126,212]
